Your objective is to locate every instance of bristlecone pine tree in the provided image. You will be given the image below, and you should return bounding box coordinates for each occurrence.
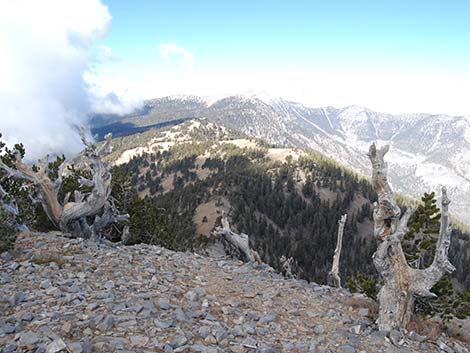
[368,143,455,331]
[403,192,458,321]
[0,129,128,240]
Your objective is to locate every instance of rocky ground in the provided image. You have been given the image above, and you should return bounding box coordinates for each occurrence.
[1,232,469,353]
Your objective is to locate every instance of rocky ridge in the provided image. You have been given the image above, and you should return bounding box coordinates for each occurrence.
[1,233,469,353]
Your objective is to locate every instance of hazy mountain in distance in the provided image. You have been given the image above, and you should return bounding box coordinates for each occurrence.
[91,94,470,224]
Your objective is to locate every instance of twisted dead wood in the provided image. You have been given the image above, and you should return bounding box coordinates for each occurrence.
[327,213,347,287]
[0,129,128,239]
[215,216,262,264]
[368,143,455,331]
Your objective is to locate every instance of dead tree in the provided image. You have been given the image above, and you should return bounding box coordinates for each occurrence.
[280,255,295,279]
[215,216,262,264]
[0,129,128,240]
[327,213,347,287]
[0,183,24,232]
[368,144,455,331]
[0,183,18,217]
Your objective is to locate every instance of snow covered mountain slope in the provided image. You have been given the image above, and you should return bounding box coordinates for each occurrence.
[92,95,470,224]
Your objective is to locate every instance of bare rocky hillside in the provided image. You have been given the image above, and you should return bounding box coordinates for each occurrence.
[1,232,469,353]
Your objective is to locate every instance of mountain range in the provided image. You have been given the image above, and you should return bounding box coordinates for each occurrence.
[91,94,470,224]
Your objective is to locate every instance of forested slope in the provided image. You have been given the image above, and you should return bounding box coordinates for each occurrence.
[107,121,470,289]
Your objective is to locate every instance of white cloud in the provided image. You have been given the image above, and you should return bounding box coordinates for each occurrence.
[0,0,111,160]
[159,43,194,67]
[98,45,114,61]
[85,71,143,115]
[93,62,470,116]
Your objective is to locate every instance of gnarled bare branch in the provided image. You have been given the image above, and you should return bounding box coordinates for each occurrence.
[0,129,127,241]
[369,144,456,331]
[215,216,261,264]
[280,255,295,279]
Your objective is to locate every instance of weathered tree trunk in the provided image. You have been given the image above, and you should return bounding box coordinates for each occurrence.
[368,144,455,331]
[215,216,262,264]
[0,184,18,217]
[280,255,295,278]
[0,129,128,239]
[327,213,347,287]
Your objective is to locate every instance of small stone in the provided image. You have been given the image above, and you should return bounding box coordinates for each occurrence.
[68,342,83,353]
[408,331,426,342]
[313,325,324,335]
[438,340,455,353]
[9,262,20,270]
[2,324,16,334]
[19,331,39,346]
[175,307,189,322]
[1,251,13,261]
[370,330,388,344]
[204,334,217,345]
[15,291,26,303]
[22,312,34,321]
[158,298,171,310]
[389,329,402,346]
[326,309,337,317]
[357,308,369,316]
[81,338,92,353]
[259,346,276,353]
[47,338,67,353]
[35,344,47,353]
[339,345,356,353]
[231,325,245,337]
[62,321,73,335]
[198,326,211,338]
[164,344,174,353]
[154,318,174,329]
[185,290,199,302]
[130,335,149,347]
[97,314,114,331]
[87,302,99,311]
[45,287,61,297]
[40,279,52,289]
[214,328,227,343]
[349,325,361,334]
[308,341,317,352]
[1,272,10,283]
[259,312,277,324]
[103,280,115,290]
[4,343,17,353]
[170,335,188,348]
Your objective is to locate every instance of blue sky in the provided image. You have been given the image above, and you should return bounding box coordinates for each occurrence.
[91,0,470,114]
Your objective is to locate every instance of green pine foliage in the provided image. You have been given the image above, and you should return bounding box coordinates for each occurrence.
[402,192,470,321]
[403,192,441,268]
[0,136,37,228]
[0,207,17,252]
[346,273,379,300]
[0,133,28,250]
[124,196,178,249]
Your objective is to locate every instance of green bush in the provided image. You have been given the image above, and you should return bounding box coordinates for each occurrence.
[0,207,18,252]
[347,273,379,300]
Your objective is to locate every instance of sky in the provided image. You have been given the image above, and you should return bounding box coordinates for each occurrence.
[1,0,470,158]
[93,0,470,115]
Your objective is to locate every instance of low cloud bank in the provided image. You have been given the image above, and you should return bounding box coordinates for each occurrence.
[0,0,130,160]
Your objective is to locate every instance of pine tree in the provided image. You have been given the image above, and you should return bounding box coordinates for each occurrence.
[403,192,441,269]
[403,192,470,321]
